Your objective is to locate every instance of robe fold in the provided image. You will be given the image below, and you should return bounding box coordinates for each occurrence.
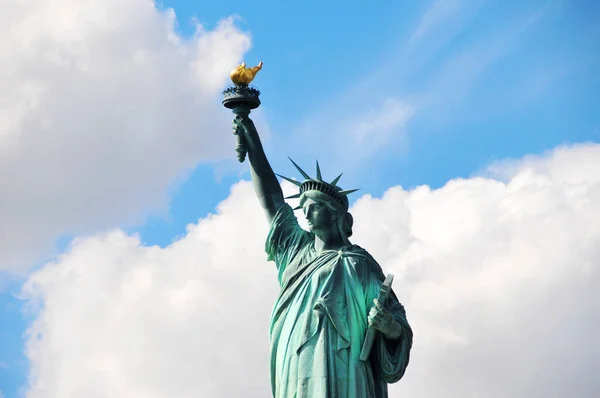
[265,204,412,398]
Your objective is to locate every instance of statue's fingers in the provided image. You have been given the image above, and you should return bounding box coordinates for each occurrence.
[371,319,381,329]
[233,118,246,128]
[373,312,385,323]
[382,304,394,318]
[235,115,250,125]
[373,299,384,311]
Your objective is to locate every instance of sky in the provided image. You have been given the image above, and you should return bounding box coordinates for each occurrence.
[0,0,599,397]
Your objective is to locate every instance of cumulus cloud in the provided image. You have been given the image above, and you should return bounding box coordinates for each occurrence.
[22,181,276,398]
[20,143,600,397]
[0,0,251,274]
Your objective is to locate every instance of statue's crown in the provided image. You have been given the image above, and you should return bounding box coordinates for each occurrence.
[276,158,360,211]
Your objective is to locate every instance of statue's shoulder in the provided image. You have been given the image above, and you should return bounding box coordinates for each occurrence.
[271,203,309,236]
[344,244,376,260]
[344,244,385,279]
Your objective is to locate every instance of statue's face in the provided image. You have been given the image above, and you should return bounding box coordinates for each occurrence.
[302,198,335,233]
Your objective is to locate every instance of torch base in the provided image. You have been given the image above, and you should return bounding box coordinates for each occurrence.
[222,84,261,110]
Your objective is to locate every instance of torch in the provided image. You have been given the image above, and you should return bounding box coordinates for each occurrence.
[222,61,263,162]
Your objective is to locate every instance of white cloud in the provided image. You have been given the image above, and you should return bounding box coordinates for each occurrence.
[22,181,277,398]
[19,143,600,397]
[0,0,251,274]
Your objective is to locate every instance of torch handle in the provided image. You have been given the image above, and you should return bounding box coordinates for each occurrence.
[232,107,251,163]
[234,124,247,163]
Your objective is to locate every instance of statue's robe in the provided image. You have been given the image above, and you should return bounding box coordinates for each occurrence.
[266,204,412,398]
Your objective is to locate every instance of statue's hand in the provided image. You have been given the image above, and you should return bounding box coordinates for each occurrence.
[368,299,402,340]
[232,116,259,143]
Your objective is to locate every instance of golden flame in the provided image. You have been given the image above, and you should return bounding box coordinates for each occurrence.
[229,61,263,85]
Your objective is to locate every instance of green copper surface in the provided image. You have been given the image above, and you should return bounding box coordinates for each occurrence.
[227,94,412,398]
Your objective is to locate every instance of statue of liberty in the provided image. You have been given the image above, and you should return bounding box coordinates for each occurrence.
[226,63,412,398]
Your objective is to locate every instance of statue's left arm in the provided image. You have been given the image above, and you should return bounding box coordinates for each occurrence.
[361,260,413,383]
[371,293,413,383]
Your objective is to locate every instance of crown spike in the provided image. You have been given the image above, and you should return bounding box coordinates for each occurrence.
[339,188,360,196]
[330,173,343,187]
[316,160,323,181]
[275,173,302,187]
[288,158,311,180]
[284,193,302,200]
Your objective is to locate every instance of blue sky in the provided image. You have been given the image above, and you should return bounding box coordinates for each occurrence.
[143,0,599,242]
[1,0,599,396]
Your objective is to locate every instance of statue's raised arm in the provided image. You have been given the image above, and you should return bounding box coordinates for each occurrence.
[222,61,284,224]
[233,116,285,223]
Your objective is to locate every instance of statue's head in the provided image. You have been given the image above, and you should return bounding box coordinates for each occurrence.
[300,192,354,239]
[276,159,359,242]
